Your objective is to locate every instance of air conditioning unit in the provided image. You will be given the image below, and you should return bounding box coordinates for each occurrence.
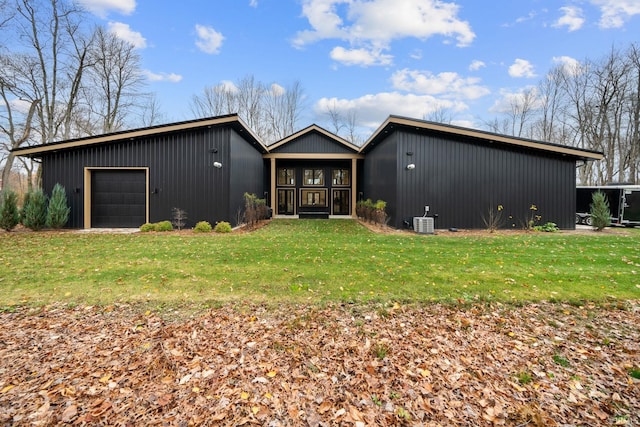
[413,216,434,234]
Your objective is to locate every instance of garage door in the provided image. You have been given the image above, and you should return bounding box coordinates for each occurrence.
[91,170,146,228]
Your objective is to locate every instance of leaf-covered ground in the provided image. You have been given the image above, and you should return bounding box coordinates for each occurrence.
[1,302,638,426]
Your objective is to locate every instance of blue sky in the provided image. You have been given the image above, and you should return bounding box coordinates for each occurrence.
[78,0,640,134]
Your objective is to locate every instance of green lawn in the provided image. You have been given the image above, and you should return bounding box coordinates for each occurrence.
[1,219,638,309]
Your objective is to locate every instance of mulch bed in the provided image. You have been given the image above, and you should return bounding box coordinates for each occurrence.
[1,302,638,426]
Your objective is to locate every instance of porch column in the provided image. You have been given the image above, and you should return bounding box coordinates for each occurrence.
[270,158,276,215]
[351,158,357,217]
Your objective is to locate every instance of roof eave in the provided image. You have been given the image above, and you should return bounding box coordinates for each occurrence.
[360,115,604,161]
[12,114,268,157]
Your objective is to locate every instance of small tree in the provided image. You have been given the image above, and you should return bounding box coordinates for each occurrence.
[22,190,48,231]
[590,191,610,231]
[0,190,20,231]
[46,184,70,229]
[171,207,188,230]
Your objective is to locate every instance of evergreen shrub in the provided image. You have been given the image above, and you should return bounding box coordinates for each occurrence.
[46,184,70,229]
[22,190,47,231]
[0,190,20,231]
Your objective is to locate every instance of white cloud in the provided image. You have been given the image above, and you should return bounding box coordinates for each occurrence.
[195,24,224,54]
[249,0,258,7]
[508,59,536,78]
[76,0,135,17]
[270,83,285,96]
[552,55,581,76]
[469,60,486,71]
[2,98,34,114]
[315,92,467,130]
[391,69,490,100]
[489,87,541,114]
[108,22,146,48]
[293,0,475,66]
[591,0,640,28]
[143,70,182,83]
[553,6,585,31]
[219,80,239,93]
[330,46,393,66]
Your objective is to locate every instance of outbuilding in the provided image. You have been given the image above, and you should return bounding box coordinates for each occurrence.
[13,114,603,230]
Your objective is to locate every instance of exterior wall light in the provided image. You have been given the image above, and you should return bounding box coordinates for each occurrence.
[213,162,223,169]
[406,163,416,170]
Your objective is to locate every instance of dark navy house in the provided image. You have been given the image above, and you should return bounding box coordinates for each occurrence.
[14,114,603,230]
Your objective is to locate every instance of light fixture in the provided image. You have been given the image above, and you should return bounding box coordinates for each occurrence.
[213,162,222,169]
[406,163,416,170]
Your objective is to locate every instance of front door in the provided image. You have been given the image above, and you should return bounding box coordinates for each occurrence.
[277,189,295,215]
[332,189,350,215]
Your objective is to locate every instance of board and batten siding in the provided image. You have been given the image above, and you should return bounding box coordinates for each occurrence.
[363,129,577,230]
[40,126,263,228]
[269,131,357,154]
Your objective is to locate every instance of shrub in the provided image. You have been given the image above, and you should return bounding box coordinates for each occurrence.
[373,200,388,225]
[193,221,212,233]
[46,183,70,229]
[214,221,232,233]
[533,222,559,232]
[154,220,173,232]
[140,223,155,232]
[22,189,48,231]
[482,204,504,232]
[356,199,375,222]
[590,191,610,231]
[0,190,20,231]
[20,191,31,224]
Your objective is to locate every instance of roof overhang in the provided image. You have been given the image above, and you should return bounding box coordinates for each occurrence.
[12,114,268,157]
[360,115,604,162]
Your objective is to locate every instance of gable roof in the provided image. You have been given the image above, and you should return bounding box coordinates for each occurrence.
[266,124,360,153]
[12,114,268,157]
[360,115,604,161]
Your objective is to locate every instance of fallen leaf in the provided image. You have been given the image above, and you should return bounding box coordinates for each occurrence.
[61,405,77,423]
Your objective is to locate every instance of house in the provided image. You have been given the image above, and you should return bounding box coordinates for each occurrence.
[13,114,603,230]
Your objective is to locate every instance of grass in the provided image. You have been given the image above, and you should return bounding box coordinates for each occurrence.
[0,219,639,309]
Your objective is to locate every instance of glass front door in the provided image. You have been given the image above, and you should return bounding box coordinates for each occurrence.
[277,189,295,215]
[332,189,350,215]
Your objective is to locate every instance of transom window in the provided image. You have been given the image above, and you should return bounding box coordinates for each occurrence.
[303,168,324,186]
[332,169,350,186]
[277,168,295,186]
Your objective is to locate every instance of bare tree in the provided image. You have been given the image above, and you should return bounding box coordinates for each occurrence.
[425,106,455,124]
[0,0,152,186]
[140,94,168,127]
[627,44,640,183]
[83,26,146,134]
[487,43,640,185]
[321,101,362,145]
[324,100,345,135]
[190,75,305,144]
[190,83,238,117]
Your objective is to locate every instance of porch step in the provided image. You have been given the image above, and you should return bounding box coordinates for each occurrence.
[298,211,330,219]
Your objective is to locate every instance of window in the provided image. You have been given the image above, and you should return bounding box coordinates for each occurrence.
[277,168,295,186]
[303,168,324,186]
[300,189,327,207]
[332,169,350,186]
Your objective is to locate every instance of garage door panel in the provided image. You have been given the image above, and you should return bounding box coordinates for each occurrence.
[91,170,146,228]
